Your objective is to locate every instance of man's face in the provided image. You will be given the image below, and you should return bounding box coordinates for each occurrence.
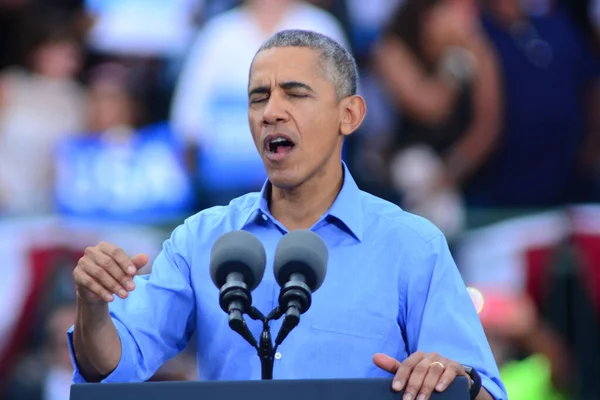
[248,47,344,189]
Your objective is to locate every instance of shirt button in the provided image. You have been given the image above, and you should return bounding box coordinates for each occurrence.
[274,352,282,360]
[261,214,268,221]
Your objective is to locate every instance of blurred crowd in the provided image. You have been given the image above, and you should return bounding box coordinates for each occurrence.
[0,0,599,399]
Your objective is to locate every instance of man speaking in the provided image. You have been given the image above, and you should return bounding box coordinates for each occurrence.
[68,30,507,400]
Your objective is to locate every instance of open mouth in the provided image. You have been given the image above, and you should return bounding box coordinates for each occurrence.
[265,135,296,155]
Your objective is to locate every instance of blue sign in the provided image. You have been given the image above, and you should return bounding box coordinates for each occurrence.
[54,123,194,224]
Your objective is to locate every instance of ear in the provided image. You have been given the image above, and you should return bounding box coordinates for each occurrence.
[339,95,367,137]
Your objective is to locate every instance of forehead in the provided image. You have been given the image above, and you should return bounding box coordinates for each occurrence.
[249,47,324,85]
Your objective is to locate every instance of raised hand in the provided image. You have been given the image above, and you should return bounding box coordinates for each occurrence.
[73,241,148,304]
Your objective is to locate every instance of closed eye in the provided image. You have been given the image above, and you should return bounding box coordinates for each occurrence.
[288,93,309,98]
[250,97,268,104]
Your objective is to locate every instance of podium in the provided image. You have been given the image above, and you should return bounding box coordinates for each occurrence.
[70,377,470,400]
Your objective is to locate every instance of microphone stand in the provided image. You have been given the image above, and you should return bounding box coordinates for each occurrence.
[222,287,306,380]
[246,306,286,380]
[233,305,296,380]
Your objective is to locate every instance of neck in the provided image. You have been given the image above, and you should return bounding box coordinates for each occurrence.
[246,0,294,35]
[269,160,344,231]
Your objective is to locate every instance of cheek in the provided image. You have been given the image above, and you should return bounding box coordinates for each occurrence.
[248,115,262,140]
[299,114,338,153]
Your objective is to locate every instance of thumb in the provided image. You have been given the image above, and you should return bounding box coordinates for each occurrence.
[373,353,401,374]
[130,253,149,269]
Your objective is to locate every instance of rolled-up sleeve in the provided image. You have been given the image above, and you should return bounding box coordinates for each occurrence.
[403,233,508,400]
[67,216,198,383]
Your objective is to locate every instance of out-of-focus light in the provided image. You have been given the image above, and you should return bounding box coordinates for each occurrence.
[466,286,484,315]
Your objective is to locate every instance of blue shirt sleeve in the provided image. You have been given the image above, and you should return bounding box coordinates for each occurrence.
[403,233,508,400]
[67,216,197,383]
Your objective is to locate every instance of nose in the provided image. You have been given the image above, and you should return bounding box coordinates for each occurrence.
[262,95,289,125]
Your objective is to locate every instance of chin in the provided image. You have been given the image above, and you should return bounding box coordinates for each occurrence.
[266,168,303,190]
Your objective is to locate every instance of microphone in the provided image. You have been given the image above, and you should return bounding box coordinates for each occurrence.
[272,230,328,346]
[210,230,266,348]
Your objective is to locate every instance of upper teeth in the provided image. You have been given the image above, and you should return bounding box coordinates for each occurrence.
[270,137,287,144]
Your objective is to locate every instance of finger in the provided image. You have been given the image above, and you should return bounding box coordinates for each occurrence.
[418,360,447,400]
[392,351,427,393]
[435,363,461,392]
[97,242,136,275]
[81,259,129,299]
[87,248,134,291]
[373,353,401,374]
[130,253,149,270]
[74,270,114,303]
[373,353,407,391]
[404,356,433,400]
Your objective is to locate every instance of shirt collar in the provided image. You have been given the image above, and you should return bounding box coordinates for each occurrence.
[240,162,363,241]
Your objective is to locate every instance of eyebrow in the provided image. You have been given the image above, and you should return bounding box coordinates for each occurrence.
[248,81,315,97]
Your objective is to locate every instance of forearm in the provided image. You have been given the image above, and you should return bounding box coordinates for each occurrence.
[73,299,122,381]
[444,128,497,185]
[374,38,460,123]
[444,44,502,185]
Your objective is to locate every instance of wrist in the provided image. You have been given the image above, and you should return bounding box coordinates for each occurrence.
[461,365,482,400]
[77,296,110,325]
[444,149,473,186]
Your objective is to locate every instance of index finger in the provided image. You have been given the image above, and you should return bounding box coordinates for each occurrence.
[98,241,136,275]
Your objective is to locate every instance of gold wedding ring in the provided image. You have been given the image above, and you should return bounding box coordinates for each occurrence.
[429,361,445,369]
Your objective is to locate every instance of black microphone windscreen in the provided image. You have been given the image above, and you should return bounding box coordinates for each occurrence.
[273,230,328,292]
[210,230,266,291]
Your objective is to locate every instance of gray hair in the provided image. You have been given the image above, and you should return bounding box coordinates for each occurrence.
[252,29,358,101]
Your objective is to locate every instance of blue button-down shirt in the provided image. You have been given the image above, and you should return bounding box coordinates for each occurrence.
[67,163,507,399]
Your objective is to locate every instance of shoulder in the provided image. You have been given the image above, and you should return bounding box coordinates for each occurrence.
[198,6,254,42]
[292,2,339,23]
[203,7,245,30]
[359,190,444,245]
[0,67,26,94]
[186,7,246,53]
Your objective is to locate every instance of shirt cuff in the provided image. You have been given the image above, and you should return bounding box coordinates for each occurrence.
[67,318,139,383]
[480,373,508,400]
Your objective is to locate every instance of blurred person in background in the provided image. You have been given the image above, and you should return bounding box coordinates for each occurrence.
[170,0,349,209]
[467,0,600,209]
[475,291,572,400]
[455,0,600,396]
[53,63,193,224]
[372,0,502,240]
[5,302,76,400]
[0,9,87,216]
[85,63,144,132]
[84,0,202,58]
[81,0,212,126]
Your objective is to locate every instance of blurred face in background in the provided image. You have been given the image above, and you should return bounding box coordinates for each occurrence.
[32,39,81,80]
[248,47,348,190]
[421,0,478,59]
[88,80,136,132]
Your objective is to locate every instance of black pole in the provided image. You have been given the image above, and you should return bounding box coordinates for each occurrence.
[231,306,298,380]
[259,324,275,379]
